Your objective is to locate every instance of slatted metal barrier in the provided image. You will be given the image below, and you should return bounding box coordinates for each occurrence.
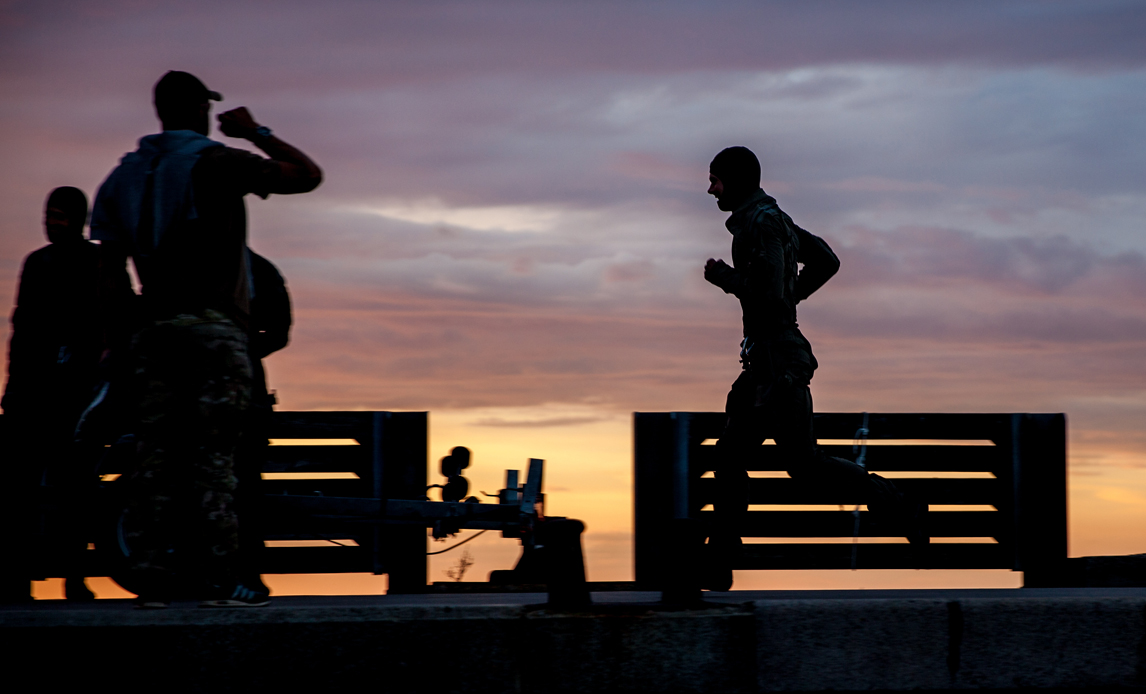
[634,412,1066,587]
[257,411,427,592]
[1,410,429,593]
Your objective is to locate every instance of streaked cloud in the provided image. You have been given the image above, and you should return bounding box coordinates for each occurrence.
[356,199,563,233]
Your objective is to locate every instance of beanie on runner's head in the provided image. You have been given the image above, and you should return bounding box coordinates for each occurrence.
[46,186,88,229]
[709,146,761,197]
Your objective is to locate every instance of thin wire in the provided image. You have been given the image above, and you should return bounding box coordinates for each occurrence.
[427,529,488,555]
[301,534,354,547]
[851,412,869,571]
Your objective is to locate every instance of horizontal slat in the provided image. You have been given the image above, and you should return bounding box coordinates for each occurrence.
[33,545,381,578]
[690,445,1006,473]
[736,542,1009,570]
[260,479,373,497]
[31,547,378,578]
[259,546,374,574]
[639,412,1017,442]
[260,517,368,536]
[261,495,524,523]
[264,445,370,473]
[699,510,1005,538]
[819,445,1003,472]
[34,550,114,578]
[694,478,1003,506]
[268,411,375,439]
[681,412,728,436]
[812,413,1014,442]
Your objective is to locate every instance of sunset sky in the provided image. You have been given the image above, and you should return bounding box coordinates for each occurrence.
[4,0,1146,595]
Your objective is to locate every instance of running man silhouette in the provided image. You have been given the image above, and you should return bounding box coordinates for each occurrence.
[702,146,926,590]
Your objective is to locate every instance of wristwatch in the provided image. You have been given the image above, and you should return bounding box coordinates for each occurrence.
[253,125,273,140]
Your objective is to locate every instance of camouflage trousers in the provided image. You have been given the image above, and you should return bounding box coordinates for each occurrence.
[124,310,251,590]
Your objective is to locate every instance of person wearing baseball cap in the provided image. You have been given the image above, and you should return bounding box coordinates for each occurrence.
[153,70,223,122]
[90,70,321,608]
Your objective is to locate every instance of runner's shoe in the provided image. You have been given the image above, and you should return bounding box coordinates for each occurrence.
[65,577,96,602]
[700,534,742,592]
[200,583,271,608]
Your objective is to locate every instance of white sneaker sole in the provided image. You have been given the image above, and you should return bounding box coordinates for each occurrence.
[199,598,270,608]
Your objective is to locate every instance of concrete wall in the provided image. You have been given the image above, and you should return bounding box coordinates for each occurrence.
[3,594,1145,693]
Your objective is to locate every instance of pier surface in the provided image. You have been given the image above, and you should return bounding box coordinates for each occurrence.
[5,587,1146,692]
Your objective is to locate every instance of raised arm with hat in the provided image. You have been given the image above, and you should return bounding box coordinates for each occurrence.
[87,70,324,608]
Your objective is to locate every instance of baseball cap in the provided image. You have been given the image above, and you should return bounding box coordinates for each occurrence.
[153,70,223,108]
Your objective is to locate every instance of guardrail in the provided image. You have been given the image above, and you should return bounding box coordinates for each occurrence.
[634,412,1067,587]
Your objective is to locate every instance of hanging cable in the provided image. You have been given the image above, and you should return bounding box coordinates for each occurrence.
[852,411,870,470]
[299,533,355,547]
[851,412,870,571]
[426,529,488,555]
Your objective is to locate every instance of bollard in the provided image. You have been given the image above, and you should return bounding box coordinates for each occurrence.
[660,518,704,606]
[537,518,591,609]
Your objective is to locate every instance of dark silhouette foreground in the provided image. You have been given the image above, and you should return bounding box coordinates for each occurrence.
[90,70,320,608]
[694,146,926,595]
[2,187,101,603]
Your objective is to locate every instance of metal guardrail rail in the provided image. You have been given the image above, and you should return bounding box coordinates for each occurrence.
[634,412,1067,587]
[5,411,567,595]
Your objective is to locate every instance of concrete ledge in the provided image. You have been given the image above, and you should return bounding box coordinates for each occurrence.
[956,598,1146,689]
[756,599,953,691]
[755,596,1146,691]
[4,591,1146,693]
[1028,554,1146,588]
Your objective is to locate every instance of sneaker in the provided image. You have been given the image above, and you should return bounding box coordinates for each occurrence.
[200,583,271,608]
[700,535,741,592]
[700,564,734,592]
[65,577,96,602]
[240,574,271,596]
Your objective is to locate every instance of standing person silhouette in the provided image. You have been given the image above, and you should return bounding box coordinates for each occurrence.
[90,70,321,608]
[232,248,293,596]
[702,146,926,591]
[2,187,101,603]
